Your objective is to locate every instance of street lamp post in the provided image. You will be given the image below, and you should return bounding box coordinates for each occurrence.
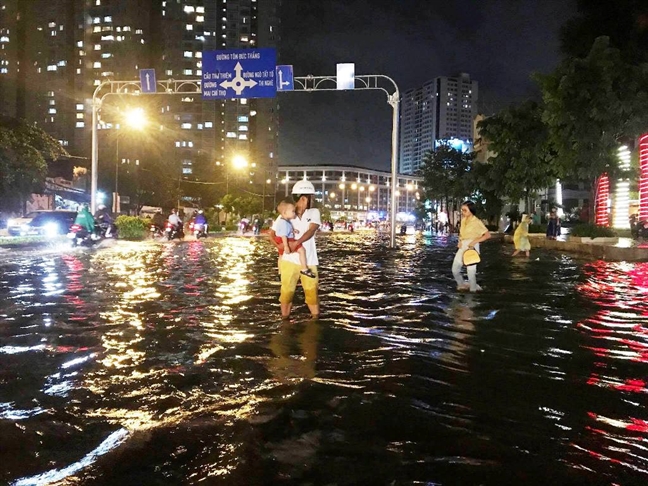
[112,108,146,214]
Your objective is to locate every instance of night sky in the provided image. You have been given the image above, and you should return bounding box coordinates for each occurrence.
[277,0,576,170]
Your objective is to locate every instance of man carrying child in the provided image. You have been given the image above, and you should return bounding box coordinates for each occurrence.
[269,180,321,319]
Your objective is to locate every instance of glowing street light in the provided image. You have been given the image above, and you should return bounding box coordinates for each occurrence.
[232,154,249,169]
[123,107,146,130]
[114,107,147,213]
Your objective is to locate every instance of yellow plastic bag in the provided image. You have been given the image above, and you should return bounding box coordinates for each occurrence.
[462,248,481,266]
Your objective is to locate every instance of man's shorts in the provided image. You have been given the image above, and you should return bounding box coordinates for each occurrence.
[274,236,302,256]
[279,259,319,305]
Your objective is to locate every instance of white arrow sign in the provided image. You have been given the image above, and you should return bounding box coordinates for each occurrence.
[145,73,151,91]
[220,62,257,95]
[278,70,290,89]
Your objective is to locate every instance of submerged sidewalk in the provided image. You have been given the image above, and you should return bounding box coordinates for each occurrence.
[504,233,648,262]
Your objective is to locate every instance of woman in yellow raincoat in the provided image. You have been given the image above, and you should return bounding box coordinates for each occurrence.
[513,213,531,257]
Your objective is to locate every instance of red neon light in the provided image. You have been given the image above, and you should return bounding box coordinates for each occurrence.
[639,134,648,221]
[594,173,610,226]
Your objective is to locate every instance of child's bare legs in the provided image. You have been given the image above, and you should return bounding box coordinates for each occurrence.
[297,247,308,271]
[525,250,530,257]
[512,249,520,257]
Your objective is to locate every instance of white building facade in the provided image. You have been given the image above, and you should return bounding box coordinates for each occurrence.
[399,73,478,174]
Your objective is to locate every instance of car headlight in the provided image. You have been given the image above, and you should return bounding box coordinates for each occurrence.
[44,222,60,236]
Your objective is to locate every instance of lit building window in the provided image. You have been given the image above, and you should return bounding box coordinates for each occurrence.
[76,122,85,128]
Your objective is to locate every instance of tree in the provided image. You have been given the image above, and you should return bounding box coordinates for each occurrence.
[476,101,557,209]
[466,161,505,225]
[560,0,648,64]
[538,37,648,186]
[418,144,474,225]
[0,116,67,213]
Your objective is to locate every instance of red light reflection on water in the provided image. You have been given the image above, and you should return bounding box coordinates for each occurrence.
[61,254,89,321]
[574,261,648,476]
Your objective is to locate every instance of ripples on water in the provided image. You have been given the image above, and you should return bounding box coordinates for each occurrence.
[0,233,647,485]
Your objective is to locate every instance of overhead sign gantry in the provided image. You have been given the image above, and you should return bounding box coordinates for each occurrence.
[90,48,401,246]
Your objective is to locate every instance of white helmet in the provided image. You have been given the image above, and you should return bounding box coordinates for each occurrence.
[291,180,315,195]
[97,204,106,210]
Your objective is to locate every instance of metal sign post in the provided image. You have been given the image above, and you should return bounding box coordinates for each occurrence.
[289,74,400,248]
[90,79,202,213]
[90,70,400,248]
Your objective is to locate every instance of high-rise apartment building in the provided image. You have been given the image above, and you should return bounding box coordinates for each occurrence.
[0,0,280,201]
[399,73,478,174]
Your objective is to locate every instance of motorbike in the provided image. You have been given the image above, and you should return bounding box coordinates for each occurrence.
[150,224,164,238]
[165,221,185,241]
[631,219,648,239]
[189,221,208,239]
[96,221,117,239]
[67,224,101,247]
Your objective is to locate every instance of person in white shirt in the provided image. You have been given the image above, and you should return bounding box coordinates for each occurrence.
[269,180,321,319]
[168,208,182,228]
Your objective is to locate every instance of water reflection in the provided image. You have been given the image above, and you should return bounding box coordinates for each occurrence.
[575,260,648,477]
[1,237,648,484]
[268,319,321,382]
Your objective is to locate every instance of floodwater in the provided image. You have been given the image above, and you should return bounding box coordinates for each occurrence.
[1,232,647,485]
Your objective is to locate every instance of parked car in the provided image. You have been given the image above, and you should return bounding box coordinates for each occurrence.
[24,211,77,237]
[7,211,49,236]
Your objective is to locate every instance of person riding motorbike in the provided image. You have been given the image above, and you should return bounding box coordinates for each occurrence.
[192,209,208,236]
[94,204,114,237]
[168,208,182,229]
[152,208,165,230]
[74,204,95,234]
[194,209,207,226]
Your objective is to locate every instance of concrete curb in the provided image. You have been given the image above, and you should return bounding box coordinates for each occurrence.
[503,234,648,262]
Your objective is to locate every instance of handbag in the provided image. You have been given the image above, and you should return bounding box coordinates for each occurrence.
[462,248,481,266]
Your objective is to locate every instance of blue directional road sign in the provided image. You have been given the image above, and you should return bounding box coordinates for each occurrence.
[276,65,294,92]
[139,69,157,94]
[202,48,277,100]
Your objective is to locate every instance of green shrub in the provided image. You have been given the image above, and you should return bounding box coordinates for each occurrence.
[115,215,149,240]
[528,223,545,234]
[569,223,617,238]
[225,223,238,231]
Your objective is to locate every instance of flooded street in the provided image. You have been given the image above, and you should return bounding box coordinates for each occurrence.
[1,233,648,485]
